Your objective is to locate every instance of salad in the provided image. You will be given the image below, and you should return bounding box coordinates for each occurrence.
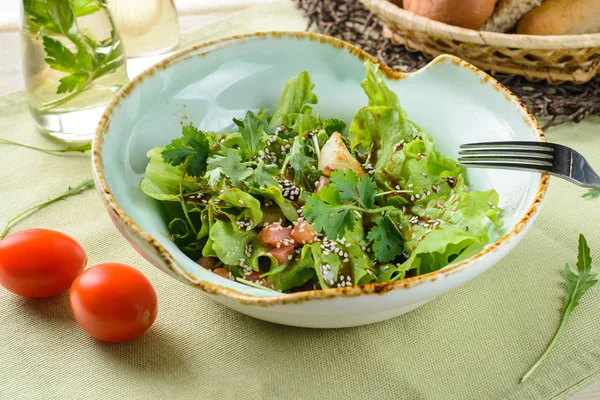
[140,60,502,293]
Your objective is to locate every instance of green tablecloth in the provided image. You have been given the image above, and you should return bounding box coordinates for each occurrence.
[1,2,600,399]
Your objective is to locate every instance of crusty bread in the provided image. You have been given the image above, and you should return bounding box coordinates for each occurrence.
[517,0,600,35]
[403,0,498,30]
[481,0,543,32]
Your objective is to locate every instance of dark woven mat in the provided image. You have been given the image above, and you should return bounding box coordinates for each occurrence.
[296,0,600,130]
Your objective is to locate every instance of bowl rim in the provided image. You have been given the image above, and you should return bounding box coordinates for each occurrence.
[92,31,549,306]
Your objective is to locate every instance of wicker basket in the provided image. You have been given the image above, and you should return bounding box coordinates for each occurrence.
[360,0,600,83]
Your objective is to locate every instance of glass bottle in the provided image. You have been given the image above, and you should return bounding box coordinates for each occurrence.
[21,0,129,144]
[106,0,180,58]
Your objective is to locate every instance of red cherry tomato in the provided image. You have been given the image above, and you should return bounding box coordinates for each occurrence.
[0,229,87,298]
[70,263,157,343]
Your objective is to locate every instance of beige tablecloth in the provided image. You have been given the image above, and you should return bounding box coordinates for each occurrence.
[1,2,600,399]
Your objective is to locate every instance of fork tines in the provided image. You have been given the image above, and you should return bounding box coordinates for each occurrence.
[458,141,554,171]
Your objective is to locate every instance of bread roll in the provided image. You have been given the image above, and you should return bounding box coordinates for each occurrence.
[482,0,543,32]
[517,0,600,35]
[403,0,498,30]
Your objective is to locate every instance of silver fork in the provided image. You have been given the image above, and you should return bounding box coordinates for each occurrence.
[458,141,600,189]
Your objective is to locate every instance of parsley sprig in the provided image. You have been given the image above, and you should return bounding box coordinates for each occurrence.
[24,0,126,112]
[521,234,597,382]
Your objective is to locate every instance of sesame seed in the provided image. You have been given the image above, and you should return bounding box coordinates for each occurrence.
[238,199,244,205]
[408,183,414,188]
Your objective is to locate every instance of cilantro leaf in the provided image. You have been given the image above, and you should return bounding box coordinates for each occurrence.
[162,125,211,177]
[233,110,267,159]
[583,189,600,199]
[206,148,253,185]
[367,216,404,262]
[329,169,359,203]
[521,234,597,382]
[303,185,356,239]
[357,174,377,209]
[247,162,279,189]
[323,118,347,135]
[328,170,377,209]
[288,136,315,182]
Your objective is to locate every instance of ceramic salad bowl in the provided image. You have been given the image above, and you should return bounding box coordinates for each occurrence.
[92,31,548,328]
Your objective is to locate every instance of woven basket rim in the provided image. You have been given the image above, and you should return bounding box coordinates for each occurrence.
[361,0,600,49]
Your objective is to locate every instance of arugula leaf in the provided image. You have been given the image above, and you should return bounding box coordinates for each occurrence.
[367,216,404,262]
[206,148,253,186]
[583,189,600,199]
[288,136,315,182]
[162,125,211,178]
[323,118,347,135]
[303,185,356,239]
[247,162,279,189]
[521,234,597,382]
[233,110,266,159]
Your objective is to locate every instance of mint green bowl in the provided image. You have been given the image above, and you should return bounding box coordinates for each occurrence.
[92,32,547,328]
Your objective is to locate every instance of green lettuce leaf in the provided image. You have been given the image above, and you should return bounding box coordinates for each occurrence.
[248,186,299,222]
[269,71,318,130]
[267,245,316,291]
[209,220,256,266]
[140,147,198,201]
[218,188,263,228]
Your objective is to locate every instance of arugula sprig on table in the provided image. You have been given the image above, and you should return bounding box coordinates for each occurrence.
[23,0,126,111]
[521,234,597,382]
[0,179,94,240]
[0,137,90,154]
[582,189,600,199]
